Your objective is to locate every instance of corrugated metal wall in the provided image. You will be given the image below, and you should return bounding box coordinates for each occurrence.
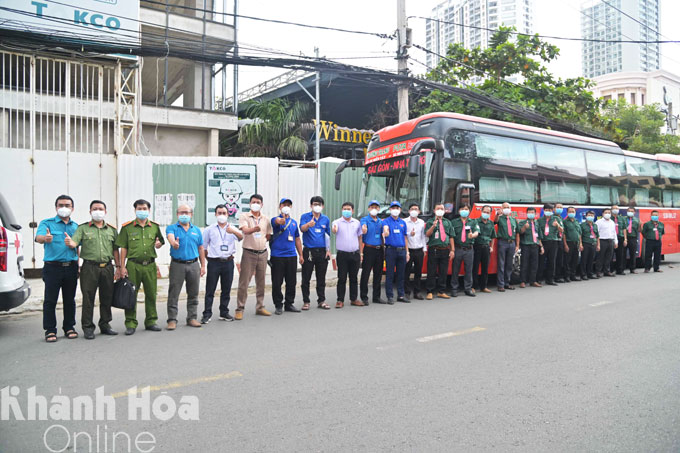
[319,158,364,252]
[278,166,318,222]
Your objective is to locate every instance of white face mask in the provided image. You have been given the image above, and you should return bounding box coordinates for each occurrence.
[502,208,511,215]
[369,208,378,217]
[603,213,611,220]
[611,209,619,215]
[435,209,445,217]
[250,203,261,212]
[57,207,72,218]
[409,210,419,218]
[91,210,105,222]
[390,209,400,217]
[312,205,323,214]
[281,206,291,216]
[216,215,228,224]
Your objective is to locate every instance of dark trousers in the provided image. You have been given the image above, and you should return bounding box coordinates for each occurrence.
[520,244,539,284]
[541,240,559,283]
[426,248,449,294]
[384,247,406,299]
[555,243,565,280]
[450,247,473,292]
[203,258,234,318]
[360,246,383,302]
[42,261,78,335]
[581,243,597,277]
[614,236,626,273]
[626,237,638,271]
[405,248,424,295]
[473,244,491,289]
[301,247,328,303]
[496,240,515,288]
[596,239,615,274]
[644,239,662,271]
[80,261,114,332]
[271,256,297,309]
[336,251,360,302]
[564,241,580,279]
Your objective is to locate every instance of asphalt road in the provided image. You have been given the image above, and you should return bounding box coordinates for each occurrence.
[1,259,679,452]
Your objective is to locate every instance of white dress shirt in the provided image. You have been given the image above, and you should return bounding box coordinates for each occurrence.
[405,217,427,249]
[595,218,619,245]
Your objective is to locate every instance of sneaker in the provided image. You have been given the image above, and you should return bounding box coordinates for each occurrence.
[219,314,234,321]
[200,315,211,324]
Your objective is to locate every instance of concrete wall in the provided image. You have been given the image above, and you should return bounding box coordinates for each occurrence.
[141,126,210,156]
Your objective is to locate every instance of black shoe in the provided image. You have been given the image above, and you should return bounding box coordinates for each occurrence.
[505,285,515,290]
[581,276,588,281]
[274,307,283,315]
[555,278,565,283]
[590,274,599,279]
[362,300,370,306]
[616,271,625,275]
[571,276,581,282]
[200,315,211,324]
[284,304,301,313]
[219,314,234,321]
[100,327,118,336]
[451,291,458,298]
[413,293,424,300]
[125,327,136,336]
[546,281,558,286]
[397,297,410,303]
[84,329,95,340]
[630,270,637,274]
[145,325,161,332]
[373,298,387,304]
[387,298,395,305]
[465,290,476,297]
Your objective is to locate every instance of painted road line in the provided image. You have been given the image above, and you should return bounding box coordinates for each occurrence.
[110,371,243,398]
[416,326,486,343]
[589,301,615,308]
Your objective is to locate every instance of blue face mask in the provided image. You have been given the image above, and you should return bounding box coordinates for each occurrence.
[136,210,149,220]
[342,210,352,218]
[178,214,191,224]
[544,211,553,217]
[459,210,469,218]
[627,211,634,217]
[568,212,576,219]
[527,213,535,220]
[481,212,490,220]
[586,216,594,222]
[555,208,563,215]
[651,215,659,221]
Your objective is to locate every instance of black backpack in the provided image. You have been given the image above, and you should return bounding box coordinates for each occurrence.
[112,277,137,310]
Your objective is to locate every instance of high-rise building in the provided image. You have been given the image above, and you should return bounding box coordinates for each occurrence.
[580,0,660,79]
[425,0,534,69]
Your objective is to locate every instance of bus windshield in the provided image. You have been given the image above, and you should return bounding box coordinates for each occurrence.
[358,152,434,216]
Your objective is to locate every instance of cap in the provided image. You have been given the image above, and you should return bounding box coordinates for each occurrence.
[390,201,401,208]
[279,197,292,205]
[368,200,380,207]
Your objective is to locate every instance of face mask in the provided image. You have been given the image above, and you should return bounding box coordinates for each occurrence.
[544,211,553,217]
[459,210,469,218]
[527,213,535,220]
[178,214,191,224]
[651,215,659,221]
[435,209,445,217]
[250,203,261,212]
[216,215,228,224]
[390,209,400,217]
[312,205,323,214]
[586,216,594,222]
[57,207,72,218]
[567,212,576,219]
[136,210,149,220]
[91,210,105,222]
[502,208,511,216]
[342,210,352,218]
[627,211,634,217]
[612,209,619,215]
[555,208,563,215]
[409,210,419,218]
[481,213,490,220]
[281,206,291,216]
[603,213,611,220]
[369,208,378,217]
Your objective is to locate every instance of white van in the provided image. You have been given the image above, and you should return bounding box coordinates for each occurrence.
[0,193,30,311]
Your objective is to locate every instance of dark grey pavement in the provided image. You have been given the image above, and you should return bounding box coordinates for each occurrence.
[1,258,679,452]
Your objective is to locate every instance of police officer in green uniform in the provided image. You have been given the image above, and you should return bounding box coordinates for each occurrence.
[580,211,600,280]
[115,199,165,335]
[517,207,543,288]
[450,204,479,297]
[473,205,497,293]
[624,207,641,273]
[65,200,120,339]
[642,210,664,273]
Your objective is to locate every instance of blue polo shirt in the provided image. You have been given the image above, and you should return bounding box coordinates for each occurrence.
[360,215,384,247]
[383,216,407,247]
[166,222,203,260]
[36,216,79,262]
[299,211,330,248]
[270,216,300,257]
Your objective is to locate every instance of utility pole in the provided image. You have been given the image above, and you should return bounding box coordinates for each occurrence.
[315,47,320,161]
[233,0,239,115]
[397,0,410,123]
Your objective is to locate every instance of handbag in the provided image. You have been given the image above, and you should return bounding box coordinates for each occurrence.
[112,277,137,310]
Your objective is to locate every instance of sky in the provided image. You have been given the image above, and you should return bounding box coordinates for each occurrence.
[232,0,680,95]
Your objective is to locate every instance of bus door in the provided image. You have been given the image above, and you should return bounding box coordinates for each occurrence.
[441,129,475,215]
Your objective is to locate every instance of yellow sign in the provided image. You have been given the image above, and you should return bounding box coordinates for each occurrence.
[312,120,374,145]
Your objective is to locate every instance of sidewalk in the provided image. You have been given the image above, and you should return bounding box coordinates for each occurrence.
[5,266,339,315]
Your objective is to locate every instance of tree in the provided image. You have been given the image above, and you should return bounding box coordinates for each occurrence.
[236,99,310,158]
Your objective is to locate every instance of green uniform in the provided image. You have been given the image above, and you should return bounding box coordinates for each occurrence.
[563,218,582,243]
[115,219,165,329]
[642,220,664,240]
[71,221,118,332]
[474,219,497,245]
[580,221,599,245]
[623,216,641,237]
[613,215,627,238]
[518,219,540,245]
[537,215,563,241]
[495,214,518,241]
[425,217,455,248]
[450,217,479,247]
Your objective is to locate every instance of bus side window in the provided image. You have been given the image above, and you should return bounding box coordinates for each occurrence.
[442,160,470,213]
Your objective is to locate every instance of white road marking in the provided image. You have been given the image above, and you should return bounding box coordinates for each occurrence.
[416,326,486,343]
[589,300,615,308]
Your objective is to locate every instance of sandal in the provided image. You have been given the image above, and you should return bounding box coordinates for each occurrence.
[45,333,57,343]
[302,303,311,311]
[318,303,331,310]
[335,301,343,309]
[65,330,79,339]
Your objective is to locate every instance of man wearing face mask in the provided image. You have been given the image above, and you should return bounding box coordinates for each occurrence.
[270,198,304,315]
[382,201,410,304]
[116,199,165,335]
[166,205,206,329]
[595,208,618,277]
[360,200,386,305]
[200,204,243,324]
[332,202,363,308]
[35,195,79,343]
[450,204,480,297]
[473,205,497,294]
[624,207,641,274]
[642,210,664,273]
[494,202,518,292]
[517,207,543,288]
[610,205,628,275]
[562,206,582,282]
[65,200,120,339]
[553,203,567,283]
[580,211,600,280]
[300,196,331,310]
[537,203,564,286]
[425,203,455,299]
[236,194,273,320]
[404,203,426,300]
